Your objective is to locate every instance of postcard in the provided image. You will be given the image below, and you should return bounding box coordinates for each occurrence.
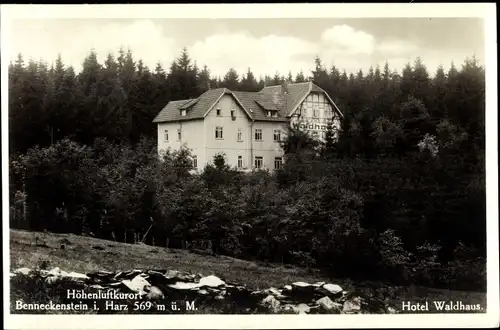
[1,3,498,329]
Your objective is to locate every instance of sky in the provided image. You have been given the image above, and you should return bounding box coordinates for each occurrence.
[7,16,485,79]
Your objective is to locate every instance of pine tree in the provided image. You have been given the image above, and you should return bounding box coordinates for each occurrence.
[311,56,329,88]
[197,65,212,94]
[167,48,199,100]
[295,70,306,83]
[222,68,240,91]
[240,68,259,92]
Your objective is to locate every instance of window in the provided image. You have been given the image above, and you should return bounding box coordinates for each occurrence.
[254,156,263,169]
[272,112,278,118]
[254,128,263,141]
[177,129,181,141]
[164,130,169,142]
[237,129,243,142]
[312,131,319,139]
[313,108,319,118]
[192,156,197,168]
[237,156,243,169]
[274,157,283,170]
[273,129,281,142]
[215,126,223,139]
[231,109,236,118]
[266,110,272,117]
[216,108,222,116]
[181,109,186,116]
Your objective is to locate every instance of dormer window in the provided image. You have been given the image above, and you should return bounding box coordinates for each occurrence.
[267,111,272,117]
[272,112,278,118]
[181,109,186,116]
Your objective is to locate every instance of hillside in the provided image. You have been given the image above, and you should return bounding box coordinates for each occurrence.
[9,229,486,314]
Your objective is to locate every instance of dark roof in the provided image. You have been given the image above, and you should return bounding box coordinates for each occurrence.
[153,81,342,123]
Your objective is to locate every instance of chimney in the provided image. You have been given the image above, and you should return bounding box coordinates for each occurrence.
[281,81,289,95]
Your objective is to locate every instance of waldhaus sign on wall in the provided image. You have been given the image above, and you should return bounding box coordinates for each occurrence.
[290,116,341,141]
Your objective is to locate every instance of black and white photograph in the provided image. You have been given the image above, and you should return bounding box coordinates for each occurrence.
[1,3,498,329]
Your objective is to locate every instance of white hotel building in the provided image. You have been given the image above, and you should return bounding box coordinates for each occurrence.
[153,81,343,171]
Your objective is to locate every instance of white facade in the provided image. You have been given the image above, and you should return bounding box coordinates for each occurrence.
[289,92,342,141]
[157,91,341,172]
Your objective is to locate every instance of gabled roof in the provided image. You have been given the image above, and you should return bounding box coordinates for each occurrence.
[153,88,226,123]
[153,81,343,123]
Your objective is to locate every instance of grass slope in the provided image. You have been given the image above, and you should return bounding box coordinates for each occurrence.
[9,229,487,314]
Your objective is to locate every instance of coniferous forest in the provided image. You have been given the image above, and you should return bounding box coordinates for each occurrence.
[8,47,486,291]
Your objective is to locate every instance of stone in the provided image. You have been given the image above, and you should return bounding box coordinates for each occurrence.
[321,283,342,295]
[342,297,362,314]
[199,275,225,288]
[316,296,342,313]
[47,267,69,277]
[45,276,59,284]
[263,287,285,298]
[168,282,200,290]
[292,281,311,288]
[387,306,397,314]
[164,270,179,279]
[292,303,311,314]
[312,281,326,287]
[215,295,225,300]
[66,271,89,281]
[14,267,31,275]
[198,289,209,295]
[121,275,151,295]
[282,285,293,291]
[290,281,316,298]
[146,286,164,300]
[261,295,281,313]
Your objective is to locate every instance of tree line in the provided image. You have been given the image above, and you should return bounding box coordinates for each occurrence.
[9,48,486,291]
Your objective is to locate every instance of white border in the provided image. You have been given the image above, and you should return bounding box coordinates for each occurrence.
[1,3,498,329]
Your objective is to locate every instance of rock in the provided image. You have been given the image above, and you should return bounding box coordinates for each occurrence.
[282,285,292,291]
[176,273,197,282]
[387,306,397,314]
[342,297,362,314]
[146,286,164,300]
[199,275,225,288]
[316,296,342,313]
[292,303,311,314]
[47,267,69,277]
[290,281,316,298]
[14,267,31,275]
[164,270,179,279]
[263,287,285,298]
[45,276,59,284]
[215,295,225,300]
[113,271,124,280]
[312,281,326,287]
[321,283,342,295]
[292,281,311,288]
[261,295,281,313]
[168,282,200,290]
[10,272,16,277]
[66,271,89,281]
[123,269,143,279]
[121,275,151,295]
[198,289,209,295]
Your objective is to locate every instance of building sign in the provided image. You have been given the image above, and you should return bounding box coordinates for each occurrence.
[292,122,329,131]
[291,117,337,132]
